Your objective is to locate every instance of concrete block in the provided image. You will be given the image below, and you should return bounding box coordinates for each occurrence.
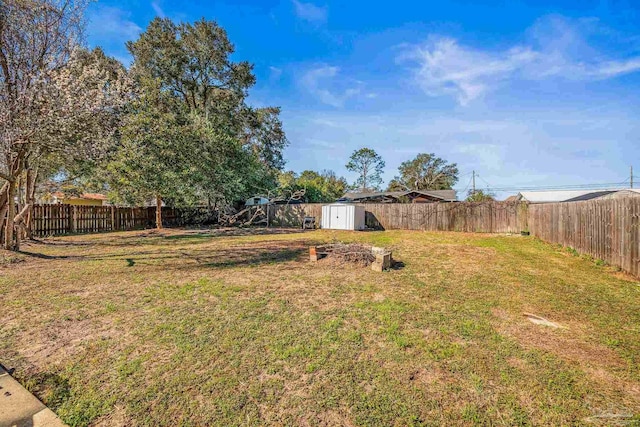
[375,252,392,270]
[0,368,67,427]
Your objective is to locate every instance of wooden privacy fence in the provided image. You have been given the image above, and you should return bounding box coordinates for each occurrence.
[30,205,213,237]
[529,198,640,277]
[269,202,529,233]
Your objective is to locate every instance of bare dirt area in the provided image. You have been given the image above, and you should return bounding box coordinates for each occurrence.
[1,228,639,426]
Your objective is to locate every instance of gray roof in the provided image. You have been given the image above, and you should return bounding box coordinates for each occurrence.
[564,191,617,202]
[342,189,457,202]
[518,189,635,203]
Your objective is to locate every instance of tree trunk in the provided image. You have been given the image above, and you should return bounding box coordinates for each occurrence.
[4,179,16,250]
[0,184,8,244]
[24,169,36,239]
[156,195,163,229]
[12,205,29,252]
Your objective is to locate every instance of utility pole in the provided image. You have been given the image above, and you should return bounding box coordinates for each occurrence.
[472,170,476,194]
[631,165,634,189]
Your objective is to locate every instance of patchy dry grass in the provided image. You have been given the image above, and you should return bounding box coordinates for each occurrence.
[1,228,639,426]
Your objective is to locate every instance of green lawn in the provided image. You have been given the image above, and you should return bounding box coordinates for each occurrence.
[1,228,639,426]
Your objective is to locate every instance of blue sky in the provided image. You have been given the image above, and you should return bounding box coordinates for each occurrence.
[86,0,640,198]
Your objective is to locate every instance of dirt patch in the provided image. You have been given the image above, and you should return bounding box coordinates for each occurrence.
[303,409,355,427]
[17,318,122,368]
[500,322,627,369]
[412,367,451,385]
[93,405,137,427]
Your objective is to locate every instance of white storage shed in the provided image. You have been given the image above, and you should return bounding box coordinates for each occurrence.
[321,204,365,230]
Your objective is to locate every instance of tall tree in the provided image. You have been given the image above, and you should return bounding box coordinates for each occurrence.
[387,153,458,191]
[346,148,385,192]
[107,17,287,225]
[0,0,130,249]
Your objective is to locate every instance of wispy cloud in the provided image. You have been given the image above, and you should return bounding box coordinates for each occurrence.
[404,38,536,105]
[300,65,362,107]
[86,5,142,65]
[291,0,327,24]
[151,1,165,18]
[269,66,283,81]
[401,15,640,105]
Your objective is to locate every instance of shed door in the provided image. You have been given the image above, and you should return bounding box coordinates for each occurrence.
[330,205,348,229]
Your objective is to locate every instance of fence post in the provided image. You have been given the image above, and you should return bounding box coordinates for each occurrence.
[71,205,77,233]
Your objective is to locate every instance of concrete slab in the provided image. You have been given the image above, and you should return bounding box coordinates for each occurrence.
[0,367,67,427]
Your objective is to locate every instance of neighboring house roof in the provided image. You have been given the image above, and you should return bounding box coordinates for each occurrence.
[564,191,617,202]
[503,195,519,202]
[52,192,107,201]
[517,189,637,203]
[594,189,640,200]
[341,190,457,203]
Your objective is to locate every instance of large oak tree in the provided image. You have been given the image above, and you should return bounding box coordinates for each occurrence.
[387,153,458,191]
[104,18,288,227]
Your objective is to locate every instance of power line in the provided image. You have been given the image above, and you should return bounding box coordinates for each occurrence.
[453,168,636,193]
[453,182,631,192]
[460,175,473,194]
[475,174,494,190]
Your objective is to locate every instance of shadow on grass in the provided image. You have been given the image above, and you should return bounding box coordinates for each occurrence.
[391,261,406,270]
[19,241,315,270]
[27,227,309,248]
[181,244,309,269]
[16,250,75,260]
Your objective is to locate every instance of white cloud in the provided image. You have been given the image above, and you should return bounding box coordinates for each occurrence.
[151,2,165,18]
[402,16,640,105]
[87,6,142,41]
[300,65,362,107]
[406,38,537,105]
[291,0,327,24]
[586,58,640,79]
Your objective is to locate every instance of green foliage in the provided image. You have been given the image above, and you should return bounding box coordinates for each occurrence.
[278,170,348,202]
[105,84,198,206]
[346,148,385,192]
[388,153,458,191]
[103,17,287,206]
[466,189,496,202]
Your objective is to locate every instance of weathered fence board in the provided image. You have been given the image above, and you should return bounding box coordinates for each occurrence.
[528,198,640,278]
[269,202,528,233]
[30,205,213,237]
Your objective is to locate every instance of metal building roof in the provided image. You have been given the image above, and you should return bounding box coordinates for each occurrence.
[518,189,631,203]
